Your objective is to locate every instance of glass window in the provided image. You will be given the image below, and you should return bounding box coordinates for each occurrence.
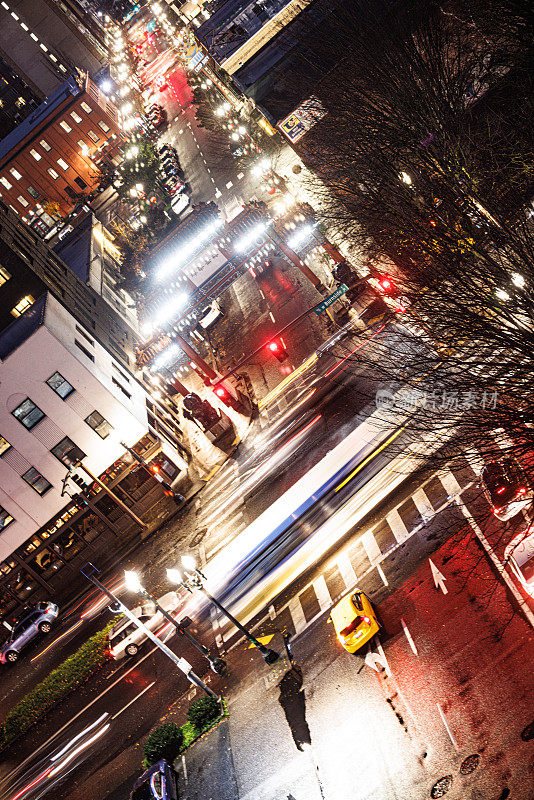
[50,436,86,466]
[70,111,82,123]
[0,506,14,529]
[0,436,11,456]
[27,186,39,199]
[80,101,92,114]
[59,120,72,133]
[57,158,69,171]
[12,398,45,430]
[40,139,51,151]
[30,148,41,161]
[22,467,52,495]
[46,371,74,399]
[98,120,110,132]
[47,168,59,180]
[77,139,87,150]
[85,410,113,439]
[17,195,29,207]
[0,265,11,285]
[112,376,131,399]
[0,177,12,190]
[11,295,34,317]
[30,547,64,578]
[75,339,94,362]
[9,167,22,180]
[87,130,100,143]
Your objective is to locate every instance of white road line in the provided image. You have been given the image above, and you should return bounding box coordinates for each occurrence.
[313,575,332,611]
[411,489,434,522]
[439,468,462,496]
[181,754,188,783]
[226,181,233,189]
[111,682,156,719]
[215,189,222,198]
[288,596,307,633]
[436,702,459,749]
[376,564,389,586]
[337,552,357,589]
[385,509,410,543]
[401,618,418,655]
[362,530,382,562]
[269,312,276,322]
[237,172,244,179]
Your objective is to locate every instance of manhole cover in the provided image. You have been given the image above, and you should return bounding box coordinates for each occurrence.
[430,776,453,798]
[521,721,534,741]
[460,754,480,775]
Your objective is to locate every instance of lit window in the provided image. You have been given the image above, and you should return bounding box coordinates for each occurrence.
[98,120,110,132]
[0,435,12,456]
[70,111,82,123]
[27,185,39,199]
[0,177,12,190]
[46,371,74,399]
[57,158,69,171]
[85,410,113,439]
[22,467,52,495]
[80,101,93,114]
[0,505,14,530]
[39,43,47,52]
[11,295,34,317]
[88,130,100,143]
[30,148,41,161]
[9,167,22,180]
[15,96,25,108]
[47,168,59,180]
[50,436,86,466]
[40,139,51,151]
[17,195,29,207]
[0,265,11,285]
[59,120,72,133]
[12,397,45,430]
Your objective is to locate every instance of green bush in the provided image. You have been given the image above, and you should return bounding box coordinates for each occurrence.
[186,696,221,731]
[0,619,116,749]
[143,722,184,768]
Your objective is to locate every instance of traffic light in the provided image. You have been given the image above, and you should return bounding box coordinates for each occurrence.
[267,339,288,362]
[71,474,90,489]
[376,275,398,296]
[213,383,241,411]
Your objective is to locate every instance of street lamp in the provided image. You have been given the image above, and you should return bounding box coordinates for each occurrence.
[167,558,280,665]
[124,571,226,674]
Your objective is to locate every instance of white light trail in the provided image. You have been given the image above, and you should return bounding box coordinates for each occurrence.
[51,713,110,762]
[49,724,110,777]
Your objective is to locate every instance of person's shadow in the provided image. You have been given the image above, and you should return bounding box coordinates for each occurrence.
[278,665,312,751]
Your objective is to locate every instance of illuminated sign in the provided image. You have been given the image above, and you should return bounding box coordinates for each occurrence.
[278,96,326,144]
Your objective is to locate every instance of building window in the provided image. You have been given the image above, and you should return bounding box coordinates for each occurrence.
[57,158,69,171]
[87,130,100,143]
[11,295,35,317]
[80,101,93,114]
[74,339,95,362]
[112,376,131,399]
[27,185,40,199]
[12,398,45,430]
[98,120,110,132]
[0,436,12,456]
[47,168,59,180]
[30,148,42,161]
[75,325,94,346]
[74,176,87,190]
[40,139,51,151]
[77,139,87,150]
[59,120,72,133]
[0,506,14,530]
[50,436,85,466]
[17,195,29,208]
[0,265,11,285]
[22,467,52,495]
[0,177,12,190]
[85,410,113,439]
[46,371,74,399]
[70,111,82,123]
[9,167,22,180]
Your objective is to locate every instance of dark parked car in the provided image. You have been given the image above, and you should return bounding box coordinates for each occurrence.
[0,601,59,663]
[480,458,532,521]
[130,760,178,800]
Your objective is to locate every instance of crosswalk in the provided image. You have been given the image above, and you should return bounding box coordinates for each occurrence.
[196,459,248,560]
[212,458,480,649]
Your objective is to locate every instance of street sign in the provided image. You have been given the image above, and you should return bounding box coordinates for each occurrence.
[313,284,348,315]
[248,634,274,649]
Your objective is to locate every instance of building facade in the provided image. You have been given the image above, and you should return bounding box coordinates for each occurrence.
[0,72,123,237]
[0,56,41,138]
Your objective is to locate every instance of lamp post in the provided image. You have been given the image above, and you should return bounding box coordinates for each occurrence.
[81,562,218,699]
[167,557,280,665]
[124,571,227,674]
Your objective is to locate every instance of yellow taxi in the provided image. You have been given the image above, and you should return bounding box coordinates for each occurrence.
[328,590,380,653]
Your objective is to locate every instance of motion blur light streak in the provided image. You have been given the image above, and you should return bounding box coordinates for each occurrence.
[50,714,109,762]
[30,619,83,662]
[324,323,385,380]
[48,725,110,777]
[8,768,52,800]
[334,422,409,492]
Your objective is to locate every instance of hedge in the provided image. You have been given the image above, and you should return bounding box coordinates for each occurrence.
[186,696,220,731]
[143,723,184,767]
[0,619,117,749]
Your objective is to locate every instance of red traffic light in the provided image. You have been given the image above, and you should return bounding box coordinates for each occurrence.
[379,277,392,292]
[213,383,233,407]
[150,464,160,473]
[267,339,288,362]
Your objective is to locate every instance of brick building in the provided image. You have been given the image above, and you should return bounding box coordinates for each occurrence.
[0,71,124,238]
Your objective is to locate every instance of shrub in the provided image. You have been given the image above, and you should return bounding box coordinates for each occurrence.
[143,722,184,768]
[0,619,116,749]
[186,696,221,731]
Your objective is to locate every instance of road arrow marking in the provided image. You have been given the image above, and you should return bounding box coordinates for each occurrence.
[429,559,448,594]
[365,640,390,675]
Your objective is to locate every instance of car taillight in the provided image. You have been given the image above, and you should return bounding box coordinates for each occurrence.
[517,487,527,495]
[493,507,502,515]
[496,487,506,494]
[362,616,371,625]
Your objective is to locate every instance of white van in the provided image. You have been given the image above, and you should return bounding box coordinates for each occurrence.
[171,192,190,216]
[108,591,181,659]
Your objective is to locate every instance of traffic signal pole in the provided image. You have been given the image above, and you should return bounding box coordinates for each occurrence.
[78,462,147,528]
[175,334,218,382]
